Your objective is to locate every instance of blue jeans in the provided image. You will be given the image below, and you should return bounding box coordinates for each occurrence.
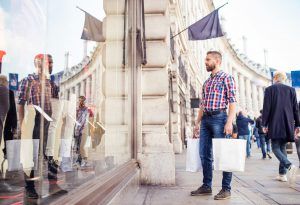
[238,135,251,157]
[199,112,232,191]
[256,136,261,148]
[260,134,271,157]
[272,139,291,175]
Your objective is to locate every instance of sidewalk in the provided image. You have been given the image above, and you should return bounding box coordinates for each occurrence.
[131,146,300,205]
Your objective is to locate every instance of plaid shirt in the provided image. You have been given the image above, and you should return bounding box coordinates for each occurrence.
[18,74,52,112]
[74,106,93,136]
[201,70,236,111]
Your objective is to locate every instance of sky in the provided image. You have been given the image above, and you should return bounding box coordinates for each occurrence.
[213,0,300,72]
[0,0,104,78]
[0,0,299,78]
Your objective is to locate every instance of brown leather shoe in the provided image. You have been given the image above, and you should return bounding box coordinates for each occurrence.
[214,189,231,200]
[190,185,212,196]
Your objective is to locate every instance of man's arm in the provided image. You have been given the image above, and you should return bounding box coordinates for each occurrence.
[195,107,203,126]
[193,107,203,137]
[224,102,236,134]
[224,75,237,134]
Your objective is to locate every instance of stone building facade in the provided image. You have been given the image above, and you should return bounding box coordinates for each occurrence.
[59,0,272,186]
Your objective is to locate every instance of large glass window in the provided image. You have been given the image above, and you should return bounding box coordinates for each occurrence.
[0,0,132,203]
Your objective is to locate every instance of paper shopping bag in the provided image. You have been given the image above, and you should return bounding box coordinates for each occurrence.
[186,138,202,172]
[6,140,22,171]
[213,139,246,172]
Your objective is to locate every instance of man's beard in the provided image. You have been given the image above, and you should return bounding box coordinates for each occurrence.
[79,102,85,108]
[206,64,216,72]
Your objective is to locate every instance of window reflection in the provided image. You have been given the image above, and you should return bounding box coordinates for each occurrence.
[0,0,131,203]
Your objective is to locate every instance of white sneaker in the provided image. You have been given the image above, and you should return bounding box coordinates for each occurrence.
[287,164,298,187]
[274,175,288,182]
[80,160,92,168]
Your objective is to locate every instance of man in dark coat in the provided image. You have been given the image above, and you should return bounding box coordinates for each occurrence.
[0,75,21,193]
[3,89,18,157]
[0,75,9,146]
[262,71,300,185]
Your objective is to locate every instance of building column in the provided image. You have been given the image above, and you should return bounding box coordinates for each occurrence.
[251,83,258,116]
[75,84,79,98]
[238,74,246,110]
[91,72,95,105]
[258,86,264,111]
[86,76,91,104]
[80,80,85,96]
[232,69,239,110]
[245,78,252,114]
[103,0,174,185]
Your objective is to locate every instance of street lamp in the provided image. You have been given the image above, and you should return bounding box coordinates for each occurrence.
[0,50,6,74]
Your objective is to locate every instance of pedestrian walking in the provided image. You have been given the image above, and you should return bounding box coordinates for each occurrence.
[236,111,254,158]
[18,54,66,198]
[74,96,94,167]
[296,102,300,168]
[256,110,272,159]
[191,51,237,200]
[262,71,300,185]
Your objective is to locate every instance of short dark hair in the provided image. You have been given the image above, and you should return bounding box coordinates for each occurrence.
[206,51,222,61]
[79,96,86,101]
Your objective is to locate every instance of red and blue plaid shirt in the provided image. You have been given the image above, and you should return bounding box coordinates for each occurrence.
[18,74,52,112]
[200,70,236,111]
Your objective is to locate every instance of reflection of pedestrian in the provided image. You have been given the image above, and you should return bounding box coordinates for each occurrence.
[74,96,93,167]
[191,51,237,200]
[262,71,300,184]
[236,111,254,158]
[3,90,17,156]
[0,75,10,192]
[0,75,9,143]
[18,54,52,199]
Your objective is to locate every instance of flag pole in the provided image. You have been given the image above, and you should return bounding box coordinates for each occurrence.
[76,6,101,24]
[76,6,88,13]
[170,2,228,39]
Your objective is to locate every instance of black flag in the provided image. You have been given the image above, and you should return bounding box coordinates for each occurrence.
[81,12,104,42]
[188,9,224,40]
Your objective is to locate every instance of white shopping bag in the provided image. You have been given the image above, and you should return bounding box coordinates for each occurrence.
[6,140,22,171]
[186,138,202,172]
[20,139,39,170]
[60,138,72,158]
[84,136,91,148]
[213,139,246,172]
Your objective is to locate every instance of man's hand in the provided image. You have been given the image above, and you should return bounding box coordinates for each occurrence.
[193,124,200,138]
[294,127,300,139]
[224,122,233,135]
[263,127,268,134]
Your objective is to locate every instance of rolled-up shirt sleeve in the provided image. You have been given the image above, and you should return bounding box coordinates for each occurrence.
[225,75,237,103]
[18,79,28,105]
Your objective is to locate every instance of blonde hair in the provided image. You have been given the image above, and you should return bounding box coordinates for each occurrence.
[0,75,8,87]
[273,71,287,83]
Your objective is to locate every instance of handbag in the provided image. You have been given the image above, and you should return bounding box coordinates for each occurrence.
[186,138,202,172]
[6,140,22,171]
[213,138,246,172]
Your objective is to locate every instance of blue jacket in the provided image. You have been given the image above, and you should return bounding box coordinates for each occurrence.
[236,114,254,136]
